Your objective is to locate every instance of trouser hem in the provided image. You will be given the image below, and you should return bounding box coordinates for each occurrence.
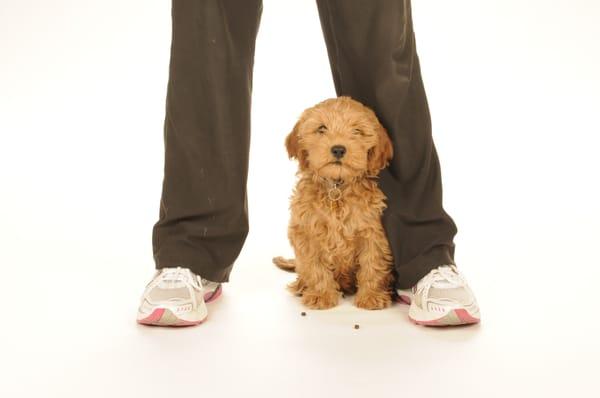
[154,253,234,283]
[394,245,456,289]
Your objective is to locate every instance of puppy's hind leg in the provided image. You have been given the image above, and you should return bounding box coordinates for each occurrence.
[287,275,306,296]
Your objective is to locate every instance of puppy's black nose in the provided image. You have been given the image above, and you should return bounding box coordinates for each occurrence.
[331,145,346,159]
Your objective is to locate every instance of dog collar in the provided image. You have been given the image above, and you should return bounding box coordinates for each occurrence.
[319,176,345,210]
[317,175,379,210]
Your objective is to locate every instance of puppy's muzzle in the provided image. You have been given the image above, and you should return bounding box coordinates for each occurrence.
[330,145,346,159]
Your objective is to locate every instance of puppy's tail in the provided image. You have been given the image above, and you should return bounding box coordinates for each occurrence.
[272,256,296,272]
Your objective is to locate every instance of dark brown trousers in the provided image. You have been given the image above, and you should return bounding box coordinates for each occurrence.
[152,0,458,289]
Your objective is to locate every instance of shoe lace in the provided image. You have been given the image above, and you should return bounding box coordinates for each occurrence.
[157,267,204,308]
[414,264,466,297]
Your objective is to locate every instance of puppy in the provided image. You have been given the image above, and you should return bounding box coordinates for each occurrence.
[272,96,395,310]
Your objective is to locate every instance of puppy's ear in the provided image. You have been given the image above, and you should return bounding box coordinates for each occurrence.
[285,119,309,170]
[367,122,394,175]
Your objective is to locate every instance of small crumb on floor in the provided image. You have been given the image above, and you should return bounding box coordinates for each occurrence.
[301,312,306,316]
[354,324,360,329]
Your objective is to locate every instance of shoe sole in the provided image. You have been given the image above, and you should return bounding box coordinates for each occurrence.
[396,294,480,327]
[137,284,223,327]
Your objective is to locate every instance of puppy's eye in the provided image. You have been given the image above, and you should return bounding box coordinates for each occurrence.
[352,128,364,135]
[316,124,327,134]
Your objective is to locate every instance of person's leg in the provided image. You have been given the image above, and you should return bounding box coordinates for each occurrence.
[315,0,458,289]
[152,0,263,283]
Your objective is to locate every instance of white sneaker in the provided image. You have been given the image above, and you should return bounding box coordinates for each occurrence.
[396,264,480,326]
[136,266,222,326]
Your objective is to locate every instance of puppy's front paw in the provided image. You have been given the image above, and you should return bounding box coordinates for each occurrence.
[302,290,339,310]
[355,290,392,310]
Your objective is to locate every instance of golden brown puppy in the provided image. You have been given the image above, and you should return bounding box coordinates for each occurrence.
[272,96,395,310]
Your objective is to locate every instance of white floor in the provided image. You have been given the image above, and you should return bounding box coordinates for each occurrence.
[2,235,599,398]
[1,1,599,397]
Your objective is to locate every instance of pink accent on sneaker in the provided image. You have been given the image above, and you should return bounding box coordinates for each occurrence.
[137,308,208,327]
[204,284,222,303]
[454,309,480,324]
[137,308,165,325]
[409,309,480,327]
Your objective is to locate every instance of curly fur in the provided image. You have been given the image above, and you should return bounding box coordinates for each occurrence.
[272,96,395,310]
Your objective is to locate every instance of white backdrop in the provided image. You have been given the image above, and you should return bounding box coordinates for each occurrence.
[1,1,599,397]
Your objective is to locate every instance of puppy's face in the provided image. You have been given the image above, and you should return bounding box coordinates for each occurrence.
[285,96,393,180]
